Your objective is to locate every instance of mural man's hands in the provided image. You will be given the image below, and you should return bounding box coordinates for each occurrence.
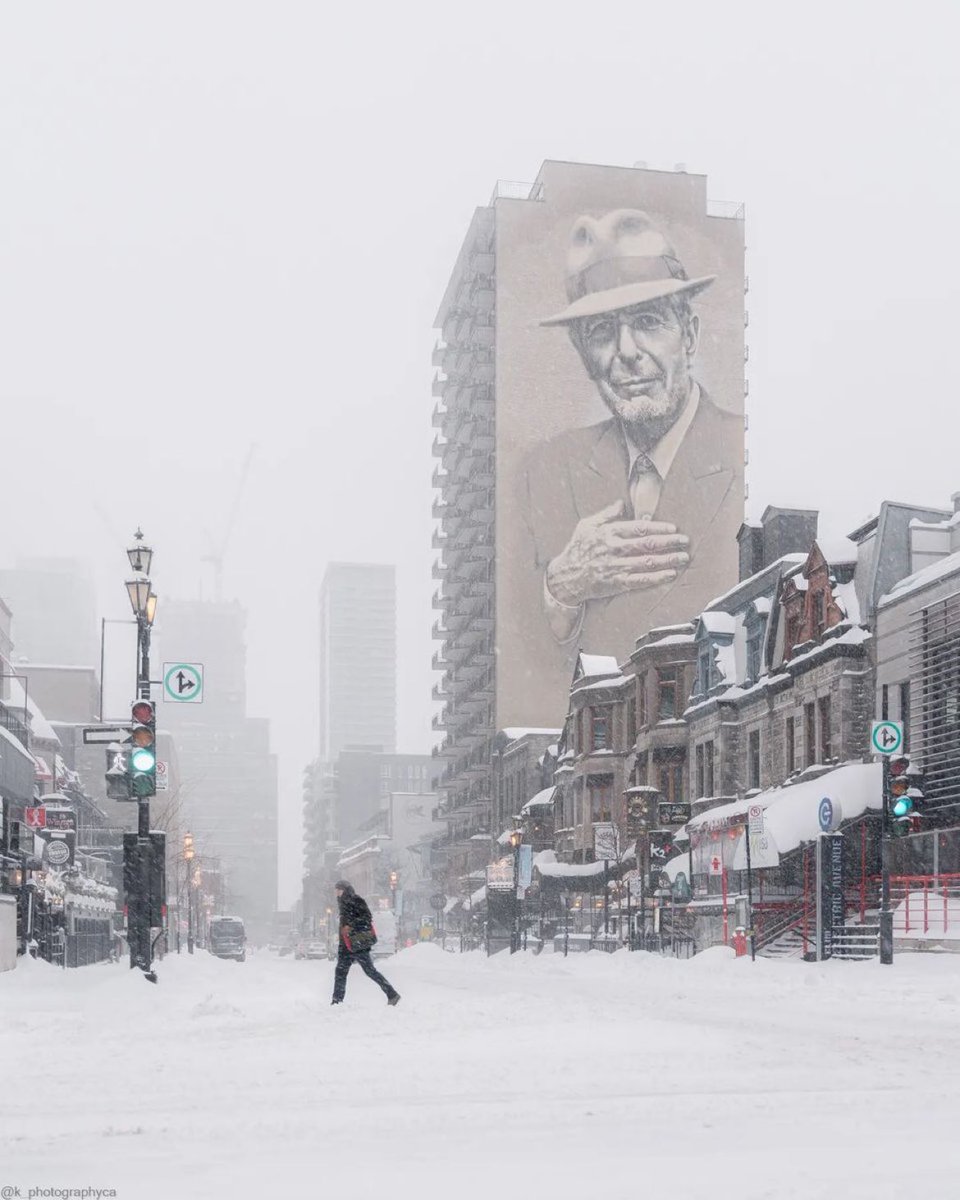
[545,501,690,610]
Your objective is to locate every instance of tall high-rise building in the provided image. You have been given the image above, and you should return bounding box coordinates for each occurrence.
[0,557,99,667]
[319,563,396,761]
[432,160,746,852]
[155,599,278,941]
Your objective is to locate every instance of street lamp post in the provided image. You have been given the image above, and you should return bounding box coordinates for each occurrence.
[389,870,400,947]
[184,833,195,954]
[509,829,522,954]
[124,530,158,980]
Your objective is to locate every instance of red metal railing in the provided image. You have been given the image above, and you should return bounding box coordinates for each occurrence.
[887,874,960,938]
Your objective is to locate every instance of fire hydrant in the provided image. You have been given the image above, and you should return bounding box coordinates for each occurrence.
[733,926,747,957]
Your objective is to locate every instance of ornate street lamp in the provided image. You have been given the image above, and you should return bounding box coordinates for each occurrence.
[125,577,151,617]
[126,528,154,576]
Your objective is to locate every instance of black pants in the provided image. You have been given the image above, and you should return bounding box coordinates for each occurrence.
[333,946,398,1002]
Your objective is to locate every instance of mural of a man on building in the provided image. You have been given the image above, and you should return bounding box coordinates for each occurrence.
[521,208,742,655]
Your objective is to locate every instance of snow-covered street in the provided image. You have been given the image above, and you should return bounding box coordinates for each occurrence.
[3,947,960,1199]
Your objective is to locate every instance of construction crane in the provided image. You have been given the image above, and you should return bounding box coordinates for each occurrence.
[202,444,257,602]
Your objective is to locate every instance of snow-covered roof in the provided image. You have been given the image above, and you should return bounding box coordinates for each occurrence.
[703,553,807,611]
[786,624,871,669]
[536,858,608,879]
[578,654,620,677]
[500,727,562,741]
[700,611,736,637]
[646,633,696,647]
[4,678,60,744]
[685,760,881,859]
[573,675,631,694]
[909,510,960,533]
[879,548,960,607]
[833,580,861,624]
[816,536,859,565]
[0,723,38,766]
[521,786,556,814]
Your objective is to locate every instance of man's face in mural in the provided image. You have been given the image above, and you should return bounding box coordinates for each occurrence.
[571,298,700,446]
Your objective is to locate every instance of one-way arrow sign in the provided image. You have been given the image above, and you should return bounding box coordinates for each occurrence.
[83,726,132,746]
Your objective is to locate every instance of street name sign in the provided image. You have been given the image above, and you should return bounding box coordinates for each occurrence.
[870,720,903,756]
[163,662,204,704]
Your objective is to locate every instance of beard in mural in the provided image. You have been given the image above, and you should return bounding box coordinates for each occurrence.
[522,208,740,650]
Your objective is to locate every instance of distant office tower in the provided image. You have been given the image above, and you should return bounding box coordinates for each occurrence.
[155,599,278,942]
[432,159,746,822]
[0,557,99,667]
[319,563,397,761]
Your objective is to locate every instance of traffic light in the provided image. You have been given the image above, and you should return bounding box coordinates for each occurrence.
[129,699,157,798]
[888,755,924,836]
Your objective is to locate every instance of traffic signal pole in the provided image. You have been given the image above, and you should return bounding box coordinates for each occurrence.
[134,612,156,981]
[878,690,895,965]
[123,530,159,983]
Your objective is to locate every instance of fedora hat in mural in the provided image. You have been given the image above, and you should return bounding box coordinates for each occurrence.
[541,208,715,326]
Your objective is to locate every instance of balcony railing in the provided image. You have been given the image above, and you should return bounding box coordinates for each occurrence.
[0,701,29,748]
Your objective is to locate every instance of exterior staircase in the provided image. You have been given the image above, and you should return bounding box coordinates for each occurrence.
[757,926,807,959]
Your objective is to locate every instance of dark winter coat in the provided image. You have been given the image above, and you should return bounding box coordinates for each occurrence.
[337,888,377,954]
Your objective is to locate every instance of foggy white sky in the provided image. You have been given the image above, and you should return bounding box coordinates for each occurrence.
[2,1,958,906]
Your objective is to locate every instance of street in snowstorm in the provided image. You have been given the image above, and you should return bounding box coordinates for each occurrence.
[3,946,960,1200]
[5,6,960,1200]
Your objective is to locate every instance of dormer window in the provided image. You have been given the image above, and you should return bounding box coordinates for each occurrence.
[813,591,826,639]
[746,632,761,683]
[697,645,713,695]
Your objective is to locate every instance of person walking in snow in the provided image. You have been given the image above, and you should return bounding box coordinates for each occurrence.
[331,880,401,1007]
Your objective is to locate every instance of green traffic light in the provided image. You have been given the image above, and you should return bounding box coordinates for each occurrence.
[131,747,156,773]
[892,795,913,819]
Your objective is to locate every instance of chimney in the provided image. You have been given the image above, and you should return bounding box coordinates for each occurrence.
[737,523,764,581]
[760,507,819,568]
